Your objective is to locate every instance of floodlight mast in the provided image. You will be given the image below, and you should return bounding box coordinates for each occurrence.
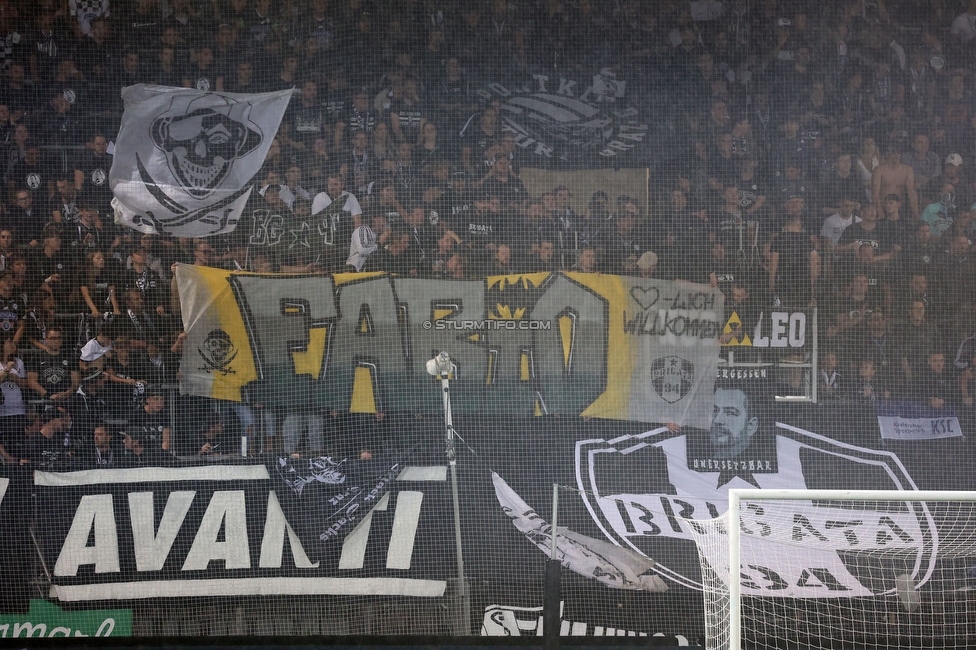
[427,351,469,632]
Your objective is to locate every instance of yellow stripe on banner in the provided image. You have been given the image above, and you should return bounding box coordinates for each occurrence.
[350,366,377,413]
[332,271,387,287]
[192,266,258,402]
[559,314,574,369]
[292,327,328,378]
[562,273,633,419]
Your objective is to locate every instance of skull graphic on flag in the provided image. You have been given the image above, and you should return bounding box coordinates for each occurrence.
[110,84,293,238]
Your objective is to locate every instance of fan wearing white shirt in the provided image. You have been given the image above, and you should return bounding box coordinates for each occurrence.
[821,197,862,250]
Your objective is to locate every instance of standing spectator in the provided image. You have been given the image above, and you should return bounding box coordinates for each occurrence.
[837,204,896,263]
[73,134,113,214]
[900,221,938,273]
[128,387,172,452]
[281,80,327,156]
[934,73,973,147]
[282,407,324,456]
[460,106,498,174]
[434,57,476,136]
[26,408,72,468]
[119,288,168,350]
[80,425,117,468]
[181,44,222,92]
[344,131,376,195]
[151,45,182,87]
[78,250,119,318]
[894,299,944,381]
[0,269,26,343]
[0,333,27,463]
[915,351,953,409]
[103,335,149,418]
[28,226,71,304]
[767,212,819,308]
[121,247,167,315]
[345,87,377,138]
[601,206,645,276]
[390,76,426,144]
[872,147,919,220]
[934,232,976,317]
[27,326,80,403]
[7,146,54,204]
[478,157,526,208]
[821,196,861,250]
[901,134,941,196]
[6,190,41,247]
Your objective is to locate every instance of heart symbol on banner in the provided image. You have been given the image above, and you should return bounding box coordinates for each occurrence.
[629,286,659,310]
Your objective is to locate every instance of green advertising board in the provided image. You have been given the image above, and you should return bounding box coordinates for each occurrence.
[0,600,132,637]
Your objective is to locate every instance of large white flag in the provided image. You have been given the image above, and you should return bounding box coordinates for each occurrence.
[110,84,293,237]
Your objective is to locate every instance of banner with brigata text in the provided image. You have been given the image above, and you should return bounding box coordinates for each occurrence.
[176,266,724,428]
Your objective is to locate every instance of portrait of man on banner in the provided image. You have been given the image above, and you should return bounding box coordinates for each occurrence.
[685,381,778,481]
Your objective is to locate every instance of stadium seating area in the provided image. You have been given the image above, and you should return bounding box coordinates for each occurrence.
[0,0,972,463]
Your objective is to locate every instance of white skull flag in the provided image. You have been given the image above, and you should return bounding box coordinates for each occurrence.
[110,84,294,237]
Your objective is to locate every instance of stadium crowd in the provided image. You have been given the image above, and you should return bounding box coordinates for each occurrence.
[0,0,971,464]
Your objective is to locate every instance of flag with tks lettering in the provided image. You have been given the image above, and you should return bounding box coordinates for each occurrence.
[110,84,293,237]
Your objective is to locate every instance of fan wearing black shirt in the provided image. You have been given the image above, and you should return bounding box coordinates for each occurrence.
[25,407,71,468]
[836,204,896,263]
[128,388,172,452]
[767,213,819,308]
[119,288,169,349]
[73,134,113,213]
[64,201,103,259]
[0,270,24,343]
[183,415,237,456]
[281,80,327,155]
[344,87,377,137]
[27,326,80,402]
[477,157,527,209]
[120,248,167,315]
[28,227,72,304]
[181,45,223,92]
[7,146,53,203]
[454,195,512,274]
[390,77,427,145]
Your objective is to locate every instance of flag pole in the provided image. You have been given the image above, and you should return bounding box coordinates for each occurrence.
[544,483,562,650]
[427,352,469,634]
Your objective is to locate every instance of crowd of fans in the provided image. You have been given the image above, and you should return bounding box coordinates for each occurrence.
[0,0,974,465]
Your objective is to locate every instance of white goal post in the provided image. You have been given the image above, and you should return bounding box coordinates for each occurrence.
[688,489,976,650]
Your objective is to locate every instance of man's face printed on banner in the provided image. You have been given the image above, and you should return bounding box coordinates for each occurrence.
[710,388,759,458]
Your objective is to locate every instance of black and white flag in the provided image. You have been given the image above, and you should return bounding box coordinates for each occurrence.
[110,85,293,237]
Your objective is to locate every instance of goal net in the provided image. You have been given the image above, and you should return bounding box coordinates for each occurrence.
[686,489,976,650]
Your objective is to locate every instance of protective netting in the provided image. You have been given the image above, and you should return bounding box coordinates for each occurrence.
[0,0,975,642]
[687,493,976,650]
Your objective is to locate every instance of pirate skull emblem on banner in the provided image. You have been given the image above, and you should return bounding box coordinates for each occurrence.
[110,84,293,237]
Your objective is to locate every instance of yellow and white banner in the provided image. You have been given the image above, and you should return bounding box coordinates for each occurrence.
[176,266,722,427]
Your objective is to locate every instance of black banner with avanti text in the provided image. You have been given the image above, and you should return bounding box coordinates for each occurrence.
[35,461,450,602]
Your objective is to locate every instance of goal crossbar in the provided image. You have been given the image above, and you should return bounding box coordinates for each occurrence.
[726,489,976,650]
